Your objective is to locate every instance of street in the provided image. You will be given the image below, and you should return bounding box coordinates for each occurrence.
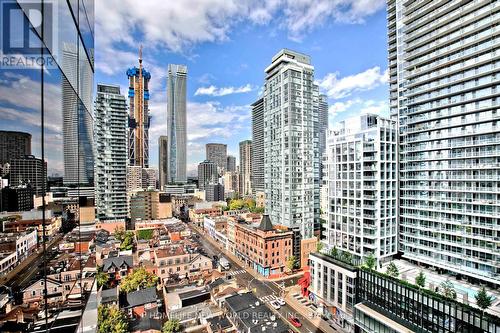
[191,226,330,333]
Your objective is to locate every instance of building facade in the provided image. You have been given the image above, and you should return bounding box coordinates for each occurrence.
[95,84,128,221]
[197,160,218,190]
[9,155,47,196]
[239,140,252,196]
[205,184,224,202]
[234,215,293,277]
[226,155,236,172]
[127,48,151,168]
[158,135,168,189]
[0,131,31,166]
[62,43,94,186]
[389,0,500,284]
[318,93,328,180]
[325,115,398,265]
[206,143,227,174]
[263,49,319,238]
[251,98,265,194]
[167,64,188,183]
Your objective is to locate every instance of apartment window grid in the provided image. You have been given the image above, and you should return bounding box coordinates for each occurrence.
[327,116,398,263]
[394,0,500,281]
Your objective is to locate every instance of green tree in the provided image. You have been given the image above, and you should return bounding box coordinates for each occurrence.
[97,304,128,333]
[386,262,399,278]
[330,247,338,259]
[120,267,158,293]
[163,319,181,333]
[439,279,457,300]
[286,256,296,273]
[229,199,245,210]
[96,268,109,289]
[316,241,324,253]
[475,286,493,312]
[415,271,426,288]
[364,253,376,271]
[341,251,353,264]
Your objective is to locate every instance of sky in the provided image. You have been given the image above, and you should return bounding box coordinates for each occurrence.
[0,0,389,177]
[94,0,390,176]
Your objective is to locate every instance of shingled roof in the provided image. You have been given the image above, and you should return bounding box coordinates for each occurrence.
[258,214,274,231]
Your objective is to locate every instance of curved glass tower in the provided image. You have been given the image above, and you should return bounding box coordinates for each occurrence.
[166,64,187,183]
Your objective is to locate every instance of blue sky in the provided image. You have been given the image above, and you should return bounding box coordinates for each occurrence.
[95,0,389,175]
[0,1,389,177]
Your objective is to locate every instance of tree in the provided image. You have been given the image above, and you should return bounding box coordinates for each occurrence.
[96,269,109,289]
[286,256,296,273]
[330,247,338,259]
[386,262,399,278]
[475,286,493,312]
[364,253,376,271]
[439,279,457,300]
[415,271,426,288]
[341,251,353,264]
[120,267,158,293]
[229,199,245,210]
[97,304,128,333]
[163,319,181,333]
[316,241,324,253]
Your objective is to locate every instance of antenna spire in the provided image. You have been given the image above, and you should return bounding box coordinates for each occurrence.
[139,45,143,63]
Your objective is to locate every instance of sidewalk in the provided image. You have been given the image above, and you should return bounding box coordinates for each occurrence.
[285,285,343,333]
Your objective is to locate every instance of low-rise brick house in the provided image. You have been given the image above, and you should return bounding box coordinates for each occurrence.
[102,255,133,282]
[234,215,293,277]
[154,247,212,284]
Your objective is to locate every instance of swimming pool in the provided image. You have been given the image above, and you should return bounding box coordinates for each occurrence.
[427,277,496,301]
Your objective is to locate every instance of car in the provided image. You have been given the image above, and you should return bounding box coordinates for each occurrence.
[269,300,281,310]
[276,297,286,306]
[289,317,302,328]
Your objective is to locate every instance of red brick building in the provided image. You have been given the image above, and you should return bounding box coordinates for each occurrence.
[234,215,293,277]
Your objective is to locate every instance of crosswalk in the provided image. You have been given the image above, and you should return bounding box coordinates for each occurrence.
[260,294,278,303]
[292,292,315,310]
[226,269,246,277]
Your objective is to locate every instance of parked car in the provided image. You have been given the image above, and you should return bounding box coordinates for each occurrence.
[289,317,302,328]
[269,300,281,310]
[276,297,286,306]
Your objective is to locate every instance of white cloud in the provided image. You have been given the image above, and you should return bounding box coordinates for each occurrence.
[318,66,388,99]
[194,84,254,97]
[95,0,385,75]
[328,98,388,121]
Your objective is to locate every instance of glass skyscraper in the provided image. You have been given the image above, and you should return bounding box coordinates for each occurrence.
[0,0,96,330]
[166,64,187,183]
[263,49,320,239]
[389,0,500,284]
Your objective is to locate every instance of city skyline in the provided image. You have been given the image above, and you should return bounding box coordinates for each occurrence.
[91,1,389,176]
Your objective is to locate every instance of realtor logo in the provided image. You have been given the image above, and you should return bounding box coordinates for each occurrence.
[1,0,57,68]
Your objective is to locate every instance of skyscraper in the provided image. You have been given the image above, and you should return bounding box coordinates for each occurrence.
[324,114,397,264]
[167,64,188,183]
[127,47,151,168]
[197,160,218,190]
[264,49,319,239]
[158,135,168,189]
[389,0,500,283]
[318,93,328,180]
[226,155,236,172]
[239,140,252,196]
[95,84,128,221]
[206,143,227,174]
[62,43,94,185]
[251,98,264,194]
[0,131,31,165]
[9,155,47,196]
